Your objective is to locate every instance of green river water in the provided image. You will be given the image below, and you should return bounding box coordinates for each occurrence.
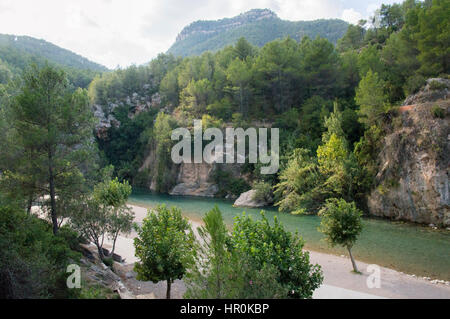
[129,189,450,280]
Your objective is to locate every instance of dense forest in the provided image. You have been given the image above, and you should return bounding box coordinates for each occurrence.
[168,9,349,56]
[0,0,448,299]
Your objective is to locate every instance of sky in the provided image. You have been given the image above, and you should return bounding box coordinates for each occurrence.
[0,0,399,69]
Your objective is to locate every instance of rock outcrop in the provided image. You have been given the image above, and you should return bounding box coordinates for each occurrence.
[93,90,162,140]
[175,9,278,42]
[234,189,268,208]
[169,163,219,197]
[368,97,449,226]
[403,78,450,106]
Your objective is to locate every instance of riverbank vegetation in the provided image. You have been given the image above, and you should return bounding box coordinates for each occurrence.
[134,205,323,299]
[0,0,448,299]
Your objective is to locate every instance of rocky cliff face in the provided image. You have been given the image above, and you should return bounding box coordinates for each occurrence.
[169,163,219,197]
[93,89,162,140]
[368,94,449,226]
[138,141,246,197]
[175,9,277,42]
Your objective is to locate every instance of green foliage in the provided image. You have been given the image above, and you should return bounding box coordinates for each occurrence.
[71,176,134,259]
[416,0,450,76]
[0,206,81,299]
[185,206,239,299]
[0,34,106,88]
[93,177,132,207]
[153,112,177,192]
[317,134,348,173]
[97,107,158,182]
[133,205,195,298]
[231,213,323,298]
[318,198,363,248]
[318,198,363,272]
[404,74,426,95]
[168,10,348,57]
[212,167,251,197]
[431,105,445,119]
[185,206,287,299]
[337,22,366,52]
[355,70,389,127]
[2,64,97,233]
[275,104,371,215]
[252,181,273,203]
[429,80,448,91]
[274,149,323,214]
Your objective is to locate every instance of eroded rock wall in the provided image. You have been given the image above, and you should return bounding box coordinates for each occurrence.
[368,100,449,226]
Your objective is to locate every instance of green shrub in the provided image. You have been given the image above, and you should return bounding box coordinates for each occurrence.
[102,257,114,267]
[0,206,81,299]
[252,181,273,203]
[212,167,250,197]
[431,105,445,119]
[429,80,448,91]
[404,75,426,96]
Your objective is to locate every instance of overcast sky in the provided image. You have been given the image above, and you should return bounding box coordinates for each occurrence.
[0,0,398,69]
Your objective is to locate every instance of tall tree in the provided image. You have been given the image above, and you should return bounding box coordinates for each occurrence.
[226,58,252,116]
[11,64,96,234]
[355,70,388,127]
[416,0,450,76]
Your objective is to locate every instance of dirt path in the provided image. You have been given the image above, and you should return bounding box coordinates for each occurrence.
[109,205,450,299]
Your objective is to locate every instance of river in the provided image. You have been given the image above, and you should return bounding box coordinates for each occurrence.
[129,189,450,280]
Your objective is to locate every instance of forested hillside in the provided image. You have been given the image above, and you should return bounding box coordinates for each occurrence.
[168,9,348,57]
[0,34,108,88]
[0,0,449,300]
[89,0,449,225]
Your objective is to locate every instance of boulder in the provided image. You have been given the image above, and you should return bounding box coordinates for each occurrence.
[234,190,268,208]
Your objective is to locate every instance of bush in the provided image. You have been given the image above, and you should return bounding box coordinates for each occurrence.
[431,105,445,119]
[232,213,323,298]
[252,181,273,203]
[0,206,81,299]
[429,80,448,91]
[185,207,321,299]
[404,75,426,96]
[212,167,250,197]
[102,257,114,267]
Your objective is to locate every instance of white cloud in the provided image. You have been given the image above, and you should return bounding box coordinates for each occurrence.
[341,8,363,25]
[0,0,385,68]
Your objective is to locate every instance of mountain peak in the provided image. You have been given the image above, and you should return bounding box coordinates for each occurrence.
[238,8,278,20]
[169,10,348,57]
[176,8,278,42]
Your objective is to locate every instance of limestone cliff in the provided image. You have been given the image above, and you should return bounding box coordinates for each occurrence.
[368,94,449,226]
[138,142,247,197]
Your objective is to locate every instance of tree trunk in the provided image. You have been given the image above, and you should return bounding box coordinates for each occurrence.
[48,150,58,235]
[166,280,171,299]
[26,195,33,215]
[97,243,105,260]
[347,246,359,273]
[111,233,119,256]
[240,85,244,115]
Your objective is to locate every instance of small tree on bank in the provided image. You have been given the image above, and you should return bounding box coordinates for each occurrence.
[318,198,363,273]
[70,177,134,260]
[134,205,195,299]
[184,206,287,299]
[93,177,133,257]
